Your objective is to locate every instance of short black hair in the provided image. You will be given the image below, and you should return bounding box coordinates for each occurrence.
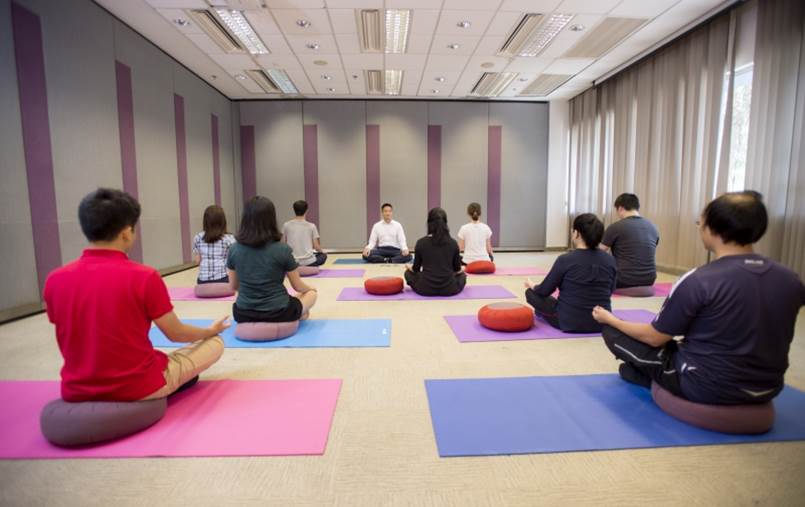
[237,196,282,247]
[78,188,141,242]
[572,213,605,249]
[614,193,640,211]
[293,200,308,216]
[702,191,767,245]
[381,203,393,211]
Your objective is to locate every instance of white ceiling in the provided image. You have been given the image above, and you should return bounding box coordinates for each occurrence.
[95,0,731,101]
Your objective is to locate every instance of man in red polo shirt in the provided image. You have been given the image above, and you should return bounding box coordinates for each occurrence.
[44,188,228,402]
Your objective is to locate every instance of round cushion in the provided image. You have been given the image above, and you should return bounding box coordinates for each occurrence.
[194,283,235,298]
[613,285,655,297]
[298,265,320,277]
[235,320,300,342]
[364,276,404,295]
[477,302,534,332]
[465,260,496,274]
[651,382,775,434]
[40,397,167,447]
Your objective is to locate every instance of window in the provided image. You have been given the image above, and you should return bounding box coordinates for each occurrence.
[726,64,754,191]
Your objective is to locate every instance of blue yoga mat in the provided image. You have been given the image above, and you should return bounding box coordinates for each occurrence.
[425,374,805,456]
[150,318,390,348]
[333,258,367,265]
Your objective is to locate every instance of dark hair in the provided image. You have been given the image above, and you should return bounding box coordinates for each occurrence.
[78,188,141,242]
[381,203,393,211]
[572,213,605,249]
[614,193,640,211]
[202,205,227,243]
[467,202,482,221]
[237,196,282,247]
[293,200,308,216]
[427,207,450,245]
[702,190,767,245]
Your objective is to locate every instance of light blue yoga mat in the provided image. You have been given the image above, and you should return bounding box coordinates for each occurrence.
[425,374,805,456]
[150,318,391,348]
[333,258,367,265]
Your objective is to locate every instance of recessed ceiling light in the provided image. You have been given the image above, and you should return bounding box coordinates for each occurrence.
[569,24,585,32]
[313,60,328,66]
[306,42,320,50]
[447,43,460,50]
[457,21,471,29]
[435,76,445,82]
[327,87,336,92]
[352,74,359,79]
[431,89,439,93]
[173,18,189,27]
[480,62,495,68]
[235,74,246,80]
[296,19,311,28]
[518,77,529,82]
[321,74,332,80]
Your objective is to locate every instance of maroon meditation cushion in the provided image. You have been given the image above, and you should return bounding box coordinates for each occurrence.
[364,276,404,295]
[651,382,775,434]
[194,283,235,298]
[235,320,300,342]
[297,265,320,277]
[40,397,168,447]
[478,302,534,332]
[466,260,496,274]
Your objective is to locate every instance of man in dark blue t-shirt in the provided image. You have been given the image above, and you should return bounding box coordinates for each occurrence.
[592,191,804,405]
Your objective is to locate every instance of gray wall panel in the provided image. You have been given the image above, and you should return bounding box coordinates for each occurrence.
[491,103,549,248]
[429,102,489,241]
[0,0,40,310]
[366,101,428,242]
[303,101,367,249]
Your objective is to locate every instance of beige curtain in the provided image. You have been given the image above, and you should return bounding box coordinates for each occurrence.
[568,15,732,273]
[745,0,805,277]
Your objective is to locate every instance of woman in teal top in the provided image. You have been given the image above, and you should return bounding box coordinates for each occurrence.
[226,196,318,322]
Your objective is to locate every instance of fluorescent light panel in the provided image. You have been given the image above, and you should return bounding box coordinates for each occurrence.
[246,69,280,93]
[384,69,402,95]
[500,13,573,57]
[187,10,242,53]
[266,69,298,94]
[385,9,410,54]
[471,72,518,97]
[214,9,268,55]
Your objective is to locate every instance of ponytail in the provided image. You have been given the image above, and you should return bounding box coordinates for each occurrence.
[467,202,481,221]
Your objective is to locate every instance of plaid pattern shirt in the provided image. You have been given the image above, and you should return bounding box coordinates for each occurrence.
[193,233,236,282]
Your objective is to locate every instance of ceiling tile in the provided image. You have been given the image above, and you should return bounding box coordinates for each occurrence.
[256,53,304,70]
[401,69,422,95]
[146,0,207,8]
[472,35,507,56]
[406,36,434,54]
[285,33,339,54]
[420,70,462,85]
[344,69,367,94]
[186,33,225,55]
[385,0,440,8]
[499,0,561,12]
[465,55,510,73]
[324,0,381,8]
[442,0,502,9]
[436,10,495,36]
[244,11,282,36]
[335,33,361,53]
[504,56,553,73]
[430,35,481,56]
[486,10,523,36]
[328,9,358,34]
[209,53,260,73]
[296,53,342,67]
[340,53,384,69]
[542,57,595,74]
[262,35,295,55]
[385,54,428,70]
[557,0,621,14]
[609,0,679,18]
[285,68,315,93]
[272,9,333,35]
[156,9,204,34]
[265,0,326,7]
[410,10,439,39]
[424,54,471,72]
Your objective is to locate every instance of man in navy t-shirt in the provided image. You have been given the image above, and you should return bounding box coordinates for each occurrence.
[592,191,804,405]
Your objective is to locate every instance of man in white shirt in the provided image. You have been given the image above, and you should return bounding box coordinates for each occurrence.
[362,203,413,263]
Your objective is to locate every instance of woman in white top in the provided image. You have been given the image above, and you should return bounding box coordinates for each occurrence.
[457,202,494,264]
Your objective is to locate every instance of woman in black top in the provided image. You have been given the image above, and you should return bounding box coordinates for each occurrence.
[404,208,466,297]
[524,213,616,333]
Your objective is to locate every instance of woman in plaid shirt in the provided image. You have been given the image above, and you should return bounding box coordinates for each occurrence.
[193,205,236,284]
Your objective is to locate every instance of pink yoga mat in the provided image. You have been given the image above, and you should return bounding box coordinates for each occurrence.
[469,267,547,276]
[613,282,673,298]
[168,287,235,301]
[0,379,341,459]
[444,309,656,342]
[337,285,516,301]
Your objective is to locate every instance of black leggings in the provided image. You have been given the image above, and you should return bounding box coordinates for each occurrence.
[524,287,560,329]
[404,270,467,297]
[601,325,683,395]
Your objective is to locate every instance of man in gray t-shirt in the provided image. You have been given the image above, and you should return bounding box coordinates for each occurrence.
[282,200,327,267]
[601,193,659,288]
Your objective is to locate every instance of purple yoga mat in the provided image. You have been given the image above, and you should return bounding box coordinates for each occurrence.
[468,267,547,276]
[310,269,365,278]
[337,285,516,301]
[444,309,656,342]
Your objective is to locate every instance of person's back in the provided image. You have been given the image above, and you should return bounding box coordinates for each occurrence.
[45,250,171,401]
[228,240,296,313]
[283,219,318,265]
[654,254,804,404]
[194,232,236,282]
[553,249,616,332]
[412,235,463,295]
[458,222,492,263]
[602,216,659,287]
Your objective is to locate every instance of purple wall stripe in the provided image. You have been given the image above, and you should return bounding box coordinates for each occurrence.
[303,124,319,226]
[427,125,442,211]
[11,2,62,296]
[240,125,256,202]
[114,61,143,263]
[365,124,380,240]
[211,114,221,207]
[487,126,502,247]
[173,94,191,263]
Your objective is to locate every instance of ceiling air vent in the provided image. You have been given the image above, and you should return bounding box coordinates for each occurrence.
[365,70,383,94]
[357,9,383,53]
[187,9,243,53]
[519,74,572,97]
[563,17,647,58]
[470,72,518,97]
